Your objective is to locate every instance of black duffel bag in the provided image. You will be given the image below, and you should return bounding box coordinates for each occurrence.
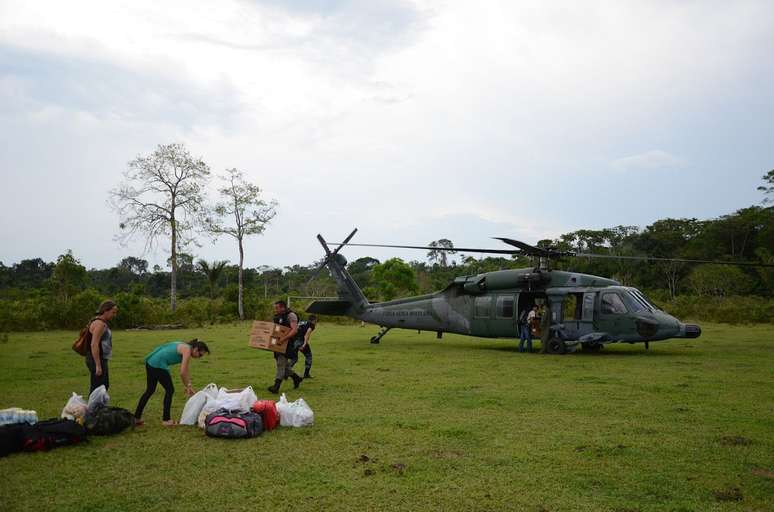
[0,423,27,457]
[22,419,87,452]
[205,409,263,439]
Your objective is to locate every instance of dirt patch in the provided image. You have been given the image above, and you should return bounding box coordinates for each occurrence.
[390,463,406,475]
[713,487,743,502]
[428,449,464,460]
[719,435,753,446]
[357,454,370,463]
[752,468,774,479]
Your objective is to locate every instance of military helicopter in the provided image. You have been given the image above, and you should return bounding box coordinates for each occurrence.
[306,229,772,354]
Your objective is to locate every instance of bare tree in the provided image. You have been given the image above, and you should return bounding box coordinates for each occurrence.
[110,143,210,312]
[426,239,456,267]
[204,168,277,319]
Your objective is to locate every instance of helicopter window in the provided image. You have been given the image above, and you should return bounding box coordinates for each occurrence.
[496,297,514,318]
[475,296,492,318]
[626,294,646,313]
[582,293,595,321]
[601,293,628,314]
[632,289,660,311]
[625,291,650,313]
[563,294,582,320]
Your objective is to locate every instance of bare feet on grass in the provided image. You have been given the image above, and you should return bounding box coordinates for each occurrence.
[162,420,178,427]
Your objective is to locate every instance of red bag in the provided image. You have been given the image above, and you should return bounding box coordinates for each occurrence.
[251,400,278,431]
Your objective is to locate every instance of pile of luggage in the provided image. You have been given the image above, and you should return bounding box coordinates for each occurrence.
[180,384,314,439]
[1,384,314,457]
[1,385,136,458]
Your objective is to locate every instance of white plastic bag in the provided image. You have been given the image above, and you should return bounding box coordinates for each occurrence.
[292,398,314,427]
[239,386,258,412]
[214,386,257,412]
[61,392,88,421]
[179,383,218,425]
[276,393,292,427]
[276,394,314,427]
[87,385,109,413]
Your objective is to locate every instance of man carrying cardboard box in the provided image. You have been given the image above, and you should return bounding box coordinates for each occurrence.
[267,300,303,394]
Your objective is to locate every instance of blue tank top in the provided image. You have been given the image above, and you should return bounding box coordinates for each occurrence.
[145,342,184,370]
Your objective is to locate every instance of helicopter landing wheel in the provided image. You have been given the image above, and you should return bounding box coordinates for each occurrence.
[545,337,567,355]
[582,342,603,352]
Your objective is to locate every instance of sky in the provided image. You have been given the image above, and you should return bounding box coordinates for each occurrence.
[1,0,773,271]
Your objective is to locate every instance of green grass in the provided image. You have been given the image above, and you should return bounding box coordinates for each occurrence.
[0,322,772,512]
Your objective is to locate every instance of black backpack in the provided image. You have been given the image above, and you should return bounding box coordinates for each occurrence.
[21,419,87,452]
[0,423,27,457]
[84,406,135,435]
[205,409,263,439]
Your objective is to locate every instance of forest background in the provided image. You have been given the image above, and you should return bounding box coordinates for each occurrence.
[1,175,772,332]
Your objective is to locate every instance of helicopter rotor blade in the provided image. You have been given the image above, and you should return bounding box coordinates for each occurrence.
[332,241,774,268]
[573,252,774,268]
[494,237,576,258]
[331,228,358,256]
[493,237,547,255]
[307,228,360,292]
[304,264,329,291]
[331,242,520,256]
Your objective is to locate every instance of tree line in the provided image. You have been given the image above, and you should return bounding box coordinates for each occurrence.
[0,167,771,331]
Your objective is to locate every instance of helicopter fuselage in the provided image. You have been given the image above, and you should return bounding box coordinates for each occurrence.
[307,233,701,353]
[348,268,701,351]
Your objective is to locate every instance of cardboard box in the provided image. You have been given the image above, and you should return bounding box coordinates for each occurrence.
[249,321,291,353]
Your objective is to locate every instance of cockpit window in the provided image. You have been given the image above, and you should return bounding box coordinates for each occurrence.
[629,289,660,311]
[601,293,628,314]
[626,291,650,312]
[626,294,646,313]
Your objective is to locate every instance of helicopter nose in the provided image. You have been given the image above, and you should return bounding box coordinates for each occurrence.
[678,323,702,338]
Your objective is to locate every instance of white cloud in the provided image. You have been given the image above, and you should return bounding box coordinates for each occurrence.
[1,1,773,269]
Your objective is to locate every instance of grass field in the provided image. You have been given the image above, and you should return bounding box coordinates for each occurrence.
[0,322,772,512]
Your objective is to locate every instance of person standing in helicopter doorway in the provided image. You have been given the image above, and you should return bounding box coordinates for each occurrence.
[518,306,533,353]
[290,315,317,379]
[267,300,302,394]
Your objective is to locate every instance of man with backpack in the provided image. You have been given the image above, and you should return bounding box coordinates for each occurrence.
[267,300,303,394]
[289,315,317,379]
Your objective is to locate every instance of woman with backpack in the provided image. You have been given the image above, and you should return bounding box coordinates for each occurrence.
[86,300,119,393]
[134,339,210,426]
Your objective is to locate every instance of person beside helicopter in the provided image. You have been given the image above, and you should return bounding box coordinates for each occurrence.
[289,314,318,379]
[267,300,303,394]
[518,306,534,353]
